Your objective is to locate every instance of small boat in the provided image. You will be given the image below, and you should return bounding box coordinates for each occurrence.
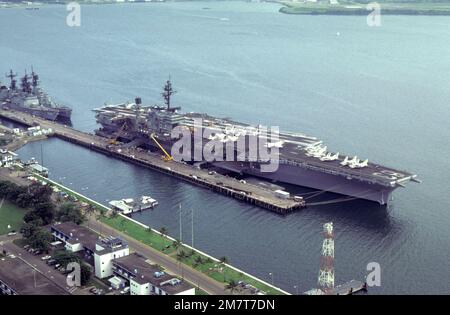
[109,196,158,215]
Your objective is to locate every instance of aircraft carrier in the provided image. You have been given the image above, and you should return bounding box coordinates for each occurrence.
[93,80,419,205]
[0,69,72,122]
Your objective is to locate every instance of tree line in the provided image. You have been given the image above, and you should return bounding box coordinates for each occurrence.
[0,180,85,252]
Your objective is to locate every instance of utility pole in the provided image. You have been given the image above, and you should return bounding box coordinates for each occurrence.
[191,208,194,248]
[179,204,182,243]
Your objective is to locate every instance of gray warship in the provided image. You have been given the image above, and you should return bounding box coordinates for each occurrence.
[0,69,72,122]
[93,80,420,205]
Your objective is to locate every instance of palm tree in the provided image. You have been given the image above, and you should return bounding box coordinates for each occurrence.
[159,226,168,238]
[225,280,239,294]
[176,249,186,261]
[194,256,203,266]
[219,256,229,265]
[219,256,229,281]
[172,239,182,251]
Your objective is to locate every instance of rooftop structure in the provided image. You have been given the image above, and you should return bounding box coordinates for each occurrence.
[51,221,100,255]
[112,253,195,295]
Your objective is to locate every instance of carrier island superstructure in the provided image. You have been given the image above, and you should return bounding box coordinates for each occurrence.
[93,80,419,205]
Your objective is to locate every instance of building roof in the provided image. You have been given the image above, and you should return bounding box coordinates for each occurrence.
[95,236,128,255]
[0,256,67,295]
[51,221,100,252]
[113,253,193,295]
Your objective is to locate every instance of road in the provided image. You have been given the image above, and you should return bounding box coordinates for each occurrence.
[87,216,230,295]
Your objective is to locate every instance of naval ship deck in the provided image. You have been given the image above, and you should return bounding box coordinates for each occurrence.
[93,104,418,188]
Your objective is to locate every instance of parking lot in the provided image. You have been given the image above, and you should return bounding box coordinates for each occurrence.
[1,241,78,294]
[0,239,127,295]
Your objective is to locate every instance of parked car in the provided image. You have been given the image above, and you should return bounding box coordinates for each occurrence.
[41,255,52,261]
[47,259,57,266]
[7,231,17,236]
[120,287,130,295]
[23,245,30,250]
[33,250,41,256]
[54,263,61,269]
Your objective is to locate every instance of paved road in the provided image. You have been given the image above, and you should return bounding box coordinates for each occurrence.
[87,217,229,295]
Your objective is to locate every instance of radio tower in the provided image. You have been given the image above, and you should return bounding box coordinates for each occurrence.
[318,222,335,294]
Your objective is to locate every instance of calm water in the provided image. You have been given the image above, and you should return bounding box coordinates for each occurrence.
[1,2,450,294]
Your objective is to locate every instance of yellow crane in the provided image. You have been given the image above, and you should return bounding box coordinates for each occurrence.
[150,133,173,161]
[109,122,127,145]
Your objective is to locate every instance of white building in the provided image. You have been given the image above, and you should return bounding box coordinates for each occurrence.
[112,253,195,295]
[51,222,100,256]
[94,236,129,279]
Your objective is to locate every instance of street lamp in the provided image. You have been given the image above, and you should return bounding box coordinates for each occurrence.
[294,285,299,295]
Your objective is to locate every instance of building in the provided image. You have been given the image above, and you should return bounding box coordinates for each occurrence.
[51,221,100,257]
[112,253,195,295]
[0,149,19,167]
[0,255,67,295]
[94,236,129,279]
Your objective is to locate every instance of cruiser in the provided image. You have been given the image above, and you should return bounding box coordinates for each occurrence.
[0,69,72,122]
[93,80,419,205]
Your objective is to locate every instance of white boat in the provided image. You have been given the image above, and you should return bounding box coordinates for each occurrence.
[109,196,158,215]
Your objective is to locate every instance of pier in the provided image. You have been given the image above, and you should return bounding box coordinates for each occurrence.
[0,109,306,214]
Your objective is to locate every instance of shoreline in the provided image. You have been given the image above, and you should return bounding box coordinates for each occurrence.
[32,173,290,295]
[278,1,450,16]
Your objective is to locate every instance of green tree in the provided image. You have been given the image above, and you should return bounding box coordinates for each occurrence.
[28,228,52,252]
[23,211,41,224]
[34,202,55,225]
[172,239,182,251]
[219,256,229,282]
[159,227,168,238]
[193,255,204,268]
[80,264,92,286]
[57,202,85,225]
[225,280,239,294]
[28,183,53,204]
[53,250,81,267]
[21,219,43,238]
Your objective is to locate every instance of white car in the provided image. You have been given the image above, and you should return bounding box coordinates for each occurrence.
[41,255,52,261]
[7,231,17,236]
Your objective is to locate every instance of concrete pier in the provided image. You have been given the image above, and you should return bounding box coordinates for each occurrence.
[0,110,306,214]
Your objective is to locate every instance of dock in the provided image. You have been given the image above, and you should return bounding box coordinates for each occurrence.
[0,109,306,215]
[304,280,367,295]
[332,280,367,295]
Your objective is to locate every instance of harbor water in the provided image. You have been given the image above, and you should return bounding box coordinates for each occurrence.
[1,2,449,294]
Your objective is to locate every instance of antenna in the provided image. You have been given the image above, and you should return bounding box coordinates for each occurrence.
[162,77,176,110]
[191,208,194,249]
[318,222,334,294]
[6,70,17,90]
[31,66,39,88]
[179,204,182,243]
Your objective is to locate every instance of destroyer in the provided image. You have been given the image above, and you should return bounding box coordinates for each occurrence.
[93,80,419,205]
[0,69,72,122]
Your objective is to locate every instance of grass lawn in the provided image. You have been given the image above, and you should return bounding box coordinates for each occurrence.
[30,175,285,295]
[100,216,176,254]
[0,199,28,235]
[33,174,109,213]
[101,215,285,295]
